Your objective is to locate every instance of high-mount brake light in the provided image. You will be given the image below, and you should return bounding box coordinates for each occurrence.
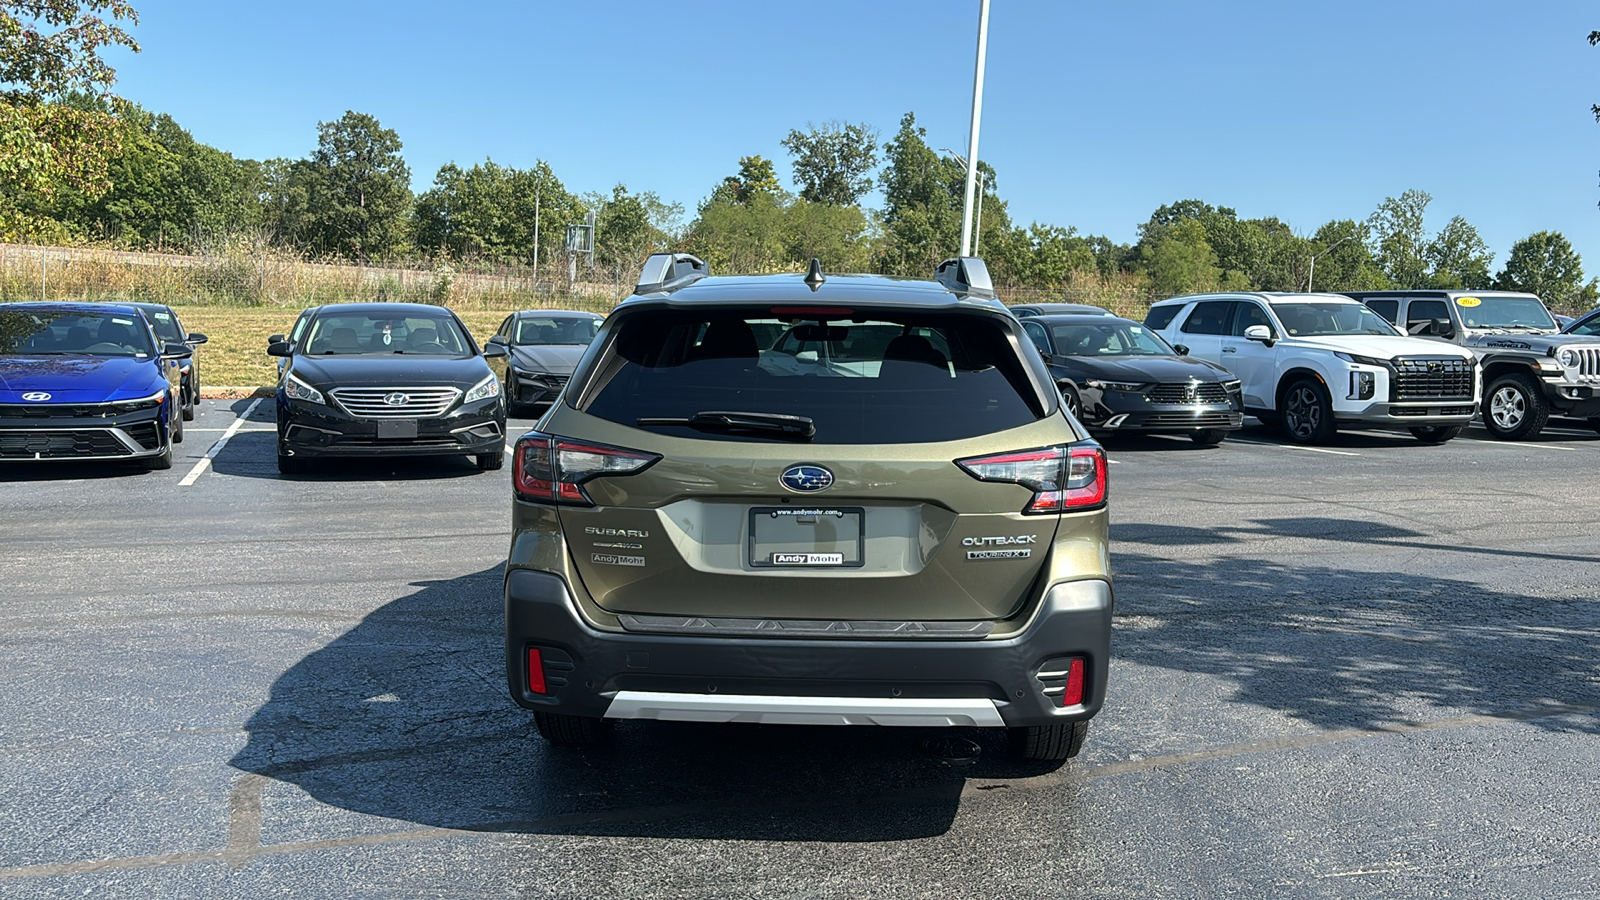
[956,444,1107,514]
[771,307,852,317]
[513,431,660,506]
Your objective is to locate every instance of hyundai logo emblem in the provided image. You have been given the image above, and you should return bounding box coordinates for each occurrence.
[780,464,834,493]
[21,392,51,402]
[383,392,410,406]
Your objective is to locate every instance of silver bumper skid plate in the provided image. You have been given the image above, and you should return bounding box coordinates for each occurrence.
[602,690,1005,727]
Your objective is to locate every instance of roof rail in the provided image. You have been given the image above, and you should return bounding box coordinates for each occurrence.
[935,256,996,299]
[634,253,709,295]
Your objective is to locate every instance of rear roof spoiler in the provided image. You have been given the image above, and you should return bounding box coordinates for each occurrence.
[634,254,709,295]
[935,257,996,300]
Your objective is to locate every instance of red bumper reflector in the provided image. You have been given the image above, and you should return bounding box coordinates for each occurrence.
[526,647,547,695]
[1063,657,1085,707]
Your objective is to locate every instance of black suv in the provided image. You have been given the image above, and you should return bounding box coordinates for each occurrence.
[504,255,1113,762]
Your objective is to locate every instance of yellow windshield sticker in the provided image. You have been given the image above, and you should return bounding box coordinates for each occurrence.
[1456,296,1481,307]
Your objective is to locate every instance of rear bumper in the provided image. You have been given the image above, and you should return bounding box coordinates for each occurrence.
[504,568,1113,729]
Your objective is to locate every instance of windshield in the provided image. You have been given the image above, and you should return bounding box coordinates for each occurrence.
[583,309,1047,443]
[1455,295,1557,330]
[1274,303,1400,337]
[1049,322,1174,356]
[141,308,184,342]
[513,315,602,346]
[303,313,473,355]
[0,309,157,357]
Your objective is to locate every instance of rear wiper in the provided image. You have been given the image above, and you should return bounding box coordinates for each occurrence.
[636,410,816,440]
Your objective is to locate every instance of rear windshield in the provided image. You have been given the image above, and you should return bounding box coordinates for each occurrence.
[582,309,1048,444]
[142,308,184,342]
[303,313,473,355]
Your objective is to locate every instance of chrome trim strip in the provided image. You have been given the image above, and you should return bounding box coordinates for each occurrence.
[603,691,1005,727]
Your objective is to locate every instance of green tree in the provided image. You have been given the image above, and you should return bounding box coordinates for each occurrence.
[1,0,140,240]
[587,183,679,282]
[1305,220,1387,291]
[1366,189,1432,287]
[712,155,781,206]
[878,112,965,275]
[275,111,412,262]
[1494,230,1598,307]
[1144,219,1220,295]
[781,121,879,206]
[413,158,579,267]
[1424,216,1492,289]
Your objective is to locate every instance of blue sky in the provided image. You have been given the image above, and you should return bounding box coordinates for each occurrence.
[106,1,1600,269]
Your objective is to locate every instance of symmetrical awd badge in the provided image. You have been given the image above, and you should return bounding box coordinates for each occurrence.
[780,464,834,493]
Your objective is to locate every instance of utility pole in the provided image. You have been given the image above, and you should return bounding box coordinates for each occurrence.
[1307,236,1355,292]
[959,0,991,257]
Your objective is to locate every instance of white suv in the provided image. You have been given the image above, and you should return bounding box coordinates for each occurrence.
[1144,292,1480,444]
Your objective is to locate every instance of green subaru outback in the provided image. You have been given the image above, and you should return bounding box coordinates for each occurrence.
[504,254,1112,761]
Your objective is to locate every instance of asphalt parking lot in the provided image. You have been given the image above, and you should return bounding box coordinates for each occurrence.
[2,401,1599,898]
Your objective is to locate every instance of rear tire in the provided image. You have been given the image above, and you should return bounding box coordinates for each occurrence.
[1482,372,1550,441]
[1010,719,1088,761]
[1280,378,1336,444]
[1409,425,1463,444]
[533,711,612,747]
[476,450,505,471]
[1190,429,1227,446]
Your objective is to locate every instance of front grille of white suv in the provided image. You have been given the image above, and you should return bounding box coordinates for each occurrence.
[1572,346,1600,380]
[1391,357,1474,401]
[330,387,461,418]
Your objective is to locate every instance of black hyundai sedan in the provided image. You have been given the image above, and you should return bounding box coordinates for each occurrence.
[1019,313,1244,445]
[268,302,509,474]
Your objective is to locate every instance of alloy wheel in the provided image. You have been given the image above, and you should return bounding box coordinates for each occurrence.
[1489,386,1526,430]
[1285,386,1320,439]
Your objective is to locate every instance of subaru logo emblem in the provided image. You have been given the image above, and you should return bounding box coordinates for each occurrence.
[21,392,51,402]
[383,392,410,406]
[780,464,834,493]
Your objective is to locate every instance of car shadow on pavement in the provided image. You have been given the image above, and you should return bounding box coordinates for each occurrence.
[1111,524,1600,734]
[0,459,160,481]
[208,432,490,481]
[229,566,1057,842]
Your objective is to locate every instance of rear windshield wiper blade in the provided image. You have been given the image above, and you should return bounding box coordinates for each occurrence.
[636,410,816,440]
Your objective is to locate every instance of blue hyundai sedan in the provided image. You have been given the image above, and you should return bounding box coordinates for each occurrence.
[0,303,188,470]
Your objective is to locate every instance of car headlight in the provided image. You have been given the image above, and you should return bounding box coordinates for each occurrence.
[1085,380,1148,392]
[112,390,168,412]
[1222,379,1242,392]
[283,373,325,405]
[1334,352,1391,368]
[464,374,501,404]
[1557,347,1577,367]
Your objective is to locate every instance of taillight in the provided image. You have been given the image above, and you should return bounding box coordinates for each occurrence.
[513,431,661,506]
[956,443,1107,514]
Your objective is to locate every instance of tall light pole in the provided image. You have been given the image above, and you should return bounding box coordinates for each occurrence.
[1307,235,1355,293]
[945,150,985,255]
[959,0,991,257]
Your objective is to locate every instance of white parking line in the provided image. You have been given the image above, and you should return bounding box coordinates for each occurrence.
[504,442,515,455]
[179,399,264,486]
[1227,438,1360,457]
[1459,438,1576,452]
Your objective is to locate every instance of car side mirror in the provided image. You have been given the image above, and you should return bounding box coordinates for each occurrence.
[1244,324,1275,345]
[267,341,293,358]
[1173,344,1190,356]
[483,342,509,358]
[1429,318,1454,337]
[488,334,508,345]
[187,332,208,345]
[161,341,193,359]
[267,334,285,345]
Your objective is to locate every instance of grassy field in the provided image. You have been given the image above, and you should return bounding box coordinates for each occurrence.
[176,305,606,387]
